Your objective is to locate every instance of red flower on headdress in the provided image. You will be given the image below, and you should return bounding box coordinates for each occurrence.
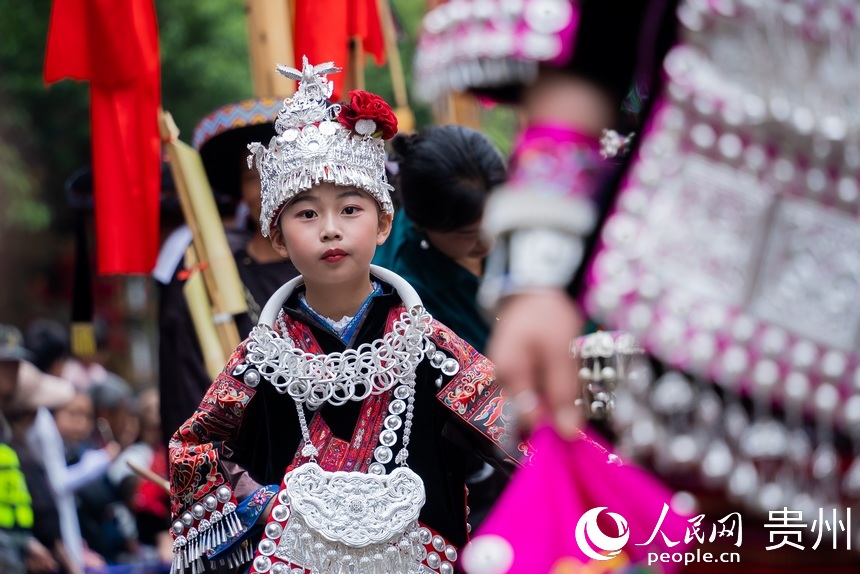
[337,90,398,140]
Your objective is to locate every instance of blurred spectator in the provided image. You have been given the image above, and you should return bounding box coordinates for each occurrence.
[60,357,109,393]
[26,364,121,574]
[6,359,78,573]
[54,391,121,571]
[91,373,138,450]
[130,388,172,566]
[375,125,507,354]
[109,387,154,511]
[77,374,140,563]
[0,324,33,574]
[54,391,98,451]
[24,319,71,377]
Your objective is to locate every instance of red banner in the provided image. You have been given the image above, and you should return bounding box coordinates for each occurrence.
[294,0,386,101]
[45,0,161,275]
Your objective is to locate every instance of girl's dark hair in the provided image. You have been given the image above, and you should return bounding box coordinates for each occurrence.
[390,125,506,232]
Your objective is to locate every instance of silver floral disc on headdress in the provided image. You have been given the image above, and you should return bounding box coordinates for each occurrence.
[248,56,395,236]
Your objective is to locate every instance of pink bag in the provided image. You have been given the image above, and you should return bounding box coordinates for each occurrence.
[463,425,693,574]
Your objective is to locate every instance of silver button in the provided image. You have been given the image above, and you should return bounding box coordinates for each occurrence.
[441,358,459,376]
[430,351,446,368]
[427,551,441,569]
[418,527,433,544]
[384,415,402,431]
[253,556,272,572]
[374,446,393,464]
[271,504,290,523]
[216,485,232,503]
[524,0,573,34]
[244,369,260,387]
[379,430,398,447]
[258,538,276,556]
[265,521,283,539]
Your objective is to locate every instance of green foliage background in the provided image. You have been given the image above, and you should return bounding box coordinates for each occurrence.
[0,0,515,232]
[0,0,515,328]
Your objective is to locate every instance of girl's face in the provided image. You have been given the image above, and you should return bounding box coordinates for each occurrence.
[270,183,392,287]
[54,393,94,445]
[424,221,494,261]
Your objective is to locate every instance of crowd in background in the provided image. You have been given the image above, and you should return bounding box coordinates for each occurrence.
[3,0,860,572]
[0,320,170,574]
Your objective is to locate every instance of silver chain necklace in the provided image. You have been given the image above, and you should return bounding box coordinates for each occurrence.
[247,268,436,574]
[246,304,431,469]
[247,305,432,410]
[248,266,436,467]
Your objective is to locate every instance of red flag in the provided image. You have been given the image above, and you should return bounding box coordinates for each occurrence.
[45,0,161,275]
[293,0,386,101]
[349,0,386,67]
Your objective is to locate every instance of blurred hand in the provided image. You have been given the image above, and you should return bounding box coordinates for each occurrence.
[156,531,175,565]
[487,289,584,439]
[102,440,121,460]
[82,546,106,569]
[26,538,58,574]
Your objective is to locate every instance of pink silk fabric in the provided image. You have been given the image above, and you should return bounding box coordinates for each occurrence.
[467,425,693,573]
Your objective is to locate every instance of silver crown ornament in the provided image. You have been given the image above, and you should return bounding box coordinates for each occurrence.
[248,56,394,236]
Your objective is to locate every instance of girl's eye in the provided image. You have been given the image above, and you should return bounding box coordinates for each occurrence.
[297,210,316,219]
[343,206,360,215]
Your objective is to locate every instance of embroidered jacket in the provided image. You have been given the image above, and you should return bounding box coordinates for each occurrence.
[168,281,523,572]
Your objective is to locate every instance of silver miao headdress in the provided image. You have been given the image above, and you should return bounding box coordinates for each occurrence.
[248,57,395,236]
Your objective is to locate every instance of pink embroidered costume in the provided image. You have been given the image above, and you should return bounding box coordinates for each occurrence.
[416,1,860,572]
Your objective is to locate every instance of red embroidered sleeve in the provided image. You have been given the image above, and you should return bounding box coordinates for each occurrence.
[168,340,258,517]
[431,320,531,468]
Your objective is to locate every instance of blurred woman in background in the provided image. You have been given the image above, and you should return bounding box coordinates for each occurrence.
[373,125,507,529]
[374,125,506,354]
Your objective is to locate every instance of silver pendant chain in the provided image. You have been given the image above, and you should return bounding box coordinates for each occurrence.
[247,307,432,410]
[248,306,433,470]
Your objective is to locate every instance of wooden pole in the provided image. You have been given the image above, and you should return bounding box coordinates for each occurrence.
[245,0,296,98]
[128,460,170,496]
[345,38,366,94]
[448,92,482,128]
[377,0,414,133]
[430,91,482,129]
[158,110,244,361]
[183,248,229,378]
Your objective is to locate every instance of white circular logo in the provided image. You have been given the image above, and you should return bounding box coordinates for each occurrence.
[574,507,630,561]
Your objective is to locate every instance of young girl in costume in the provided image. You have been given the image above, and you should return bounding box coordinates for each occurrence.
[167,59,520,574]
